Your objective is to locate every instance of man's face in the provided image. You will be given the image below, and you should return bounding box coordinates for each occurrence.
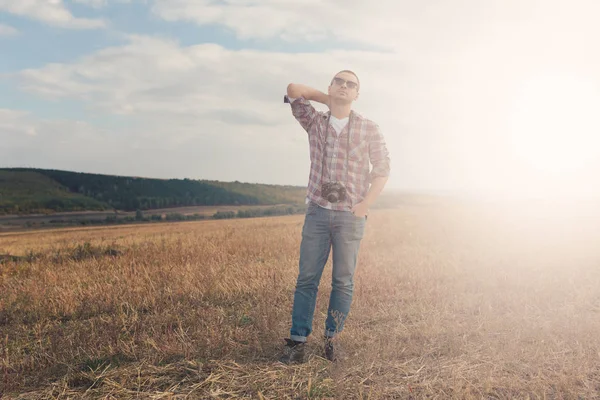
[328,72,360,104]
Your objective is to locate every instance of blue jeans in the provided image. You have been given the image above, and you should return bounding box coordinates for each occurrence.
[289,201,366,342]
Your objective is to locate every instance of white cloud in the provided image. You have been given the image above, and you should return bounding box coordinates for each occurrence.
[0,109,35,137]
[0,0,105,29]
[69,0,134,8]
[0,23,18,36]
[70,0,107,8]
[0,108,135,173]
[148,0,527,50]
[16,36,364,120]
[21,36,420,125]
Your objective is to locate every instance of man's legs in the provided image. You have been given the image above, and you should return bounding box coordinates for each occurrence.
[289,202,332,343]
[325,211,366,339]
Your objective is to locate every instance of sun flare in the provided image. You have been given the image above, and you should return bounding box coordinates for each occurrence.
[509,73,600,176]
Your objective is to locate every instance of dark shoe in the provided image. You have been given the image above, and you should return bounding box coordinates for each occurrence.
[324,336,336,362]
[279,338,306,364]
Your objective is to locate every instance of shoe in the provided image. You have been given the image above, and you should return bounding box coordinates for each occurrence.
[324,336,336,362]
[279,338,306,364]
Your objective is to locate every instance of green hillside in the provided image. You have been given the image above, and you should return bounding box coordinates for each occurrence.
[0,168,306,215]
[0,170,110,215]
[206,180,307,206]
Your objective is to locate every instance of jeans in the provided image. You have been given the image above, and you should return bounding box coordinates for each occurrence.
[289,201,366,342]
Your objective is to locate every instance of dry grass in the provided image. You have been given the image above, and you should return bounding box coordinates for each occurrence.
[1,200,600,399]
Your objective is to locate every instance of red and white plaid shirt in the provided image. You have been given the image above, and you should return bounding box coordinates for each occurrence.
[288,96,391,211]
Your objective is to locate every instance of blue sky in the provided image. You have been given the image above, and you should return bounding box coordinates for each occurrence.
[2,0,600,198]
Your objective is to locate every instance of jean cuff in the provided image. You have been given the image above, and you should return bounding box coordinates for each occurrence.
[290,335,307,343]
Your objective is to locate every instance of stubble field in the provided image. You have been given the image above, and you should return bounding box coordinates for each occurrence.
[1,199,600,399]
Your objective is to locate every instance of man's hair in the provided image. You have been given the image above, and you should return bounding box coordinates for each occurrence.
[332,70,360,90]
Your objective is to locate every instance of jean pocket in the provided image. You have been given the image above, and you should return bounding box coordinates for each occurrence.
[350,211,367,221]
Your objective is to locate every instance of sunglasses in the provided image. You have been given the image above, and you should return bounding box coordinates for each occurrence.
[331,77,359,90]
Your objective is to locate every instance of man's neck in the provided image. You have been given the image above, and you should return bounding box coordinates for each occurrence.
[329,101,352,119]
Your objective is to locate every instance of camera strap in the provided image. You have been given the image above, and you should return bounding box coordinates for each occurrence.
[320,111,352,187]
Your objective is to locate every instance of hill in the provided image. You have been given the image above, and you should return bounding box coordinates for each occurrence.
[0,168,307,215]
[0,170,110,215]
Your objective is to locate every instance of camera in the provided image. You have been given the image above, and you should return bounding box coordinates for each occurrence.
[321,182,347,203]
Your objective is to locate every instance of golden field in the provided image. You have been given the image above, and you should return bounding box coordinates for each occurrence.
[1,199,600,399]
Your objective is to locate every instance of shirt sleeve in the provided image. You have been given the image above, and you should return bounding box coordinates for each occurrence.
[286,95,321,134]
[368,123,391,181]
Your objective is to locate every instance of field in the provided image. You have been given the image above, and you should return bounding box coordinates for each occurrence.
[1,198,600,398]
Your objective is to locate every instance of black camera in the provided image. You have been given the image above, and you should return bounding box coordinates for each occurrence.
[321,182,347,203]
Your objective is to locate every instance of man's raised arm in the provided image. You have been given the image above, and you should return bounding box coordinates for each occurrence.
[285,84,330,133]
[287,84,330,107]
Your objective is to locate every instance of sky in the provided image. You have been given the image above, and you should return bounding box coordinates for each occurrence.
[1,0,600,198]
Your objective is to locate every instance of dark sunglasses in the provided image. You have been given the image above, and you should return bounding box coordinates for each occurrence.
[331,77,359,89]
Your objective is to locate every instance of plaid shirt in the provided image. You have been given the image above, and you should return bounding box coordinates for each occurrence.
[288,96,391,211]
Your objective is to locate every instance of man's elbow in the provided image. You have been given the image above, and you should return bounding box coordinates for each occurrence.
[370,164,391,183]
[287,83,302,98]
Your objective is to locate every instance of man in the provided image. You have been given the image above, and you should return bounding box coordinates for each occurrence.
[280,70,391,364]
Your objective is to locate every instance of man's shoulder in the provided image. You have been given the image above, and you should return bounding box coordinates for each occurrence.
[351,111,379,129]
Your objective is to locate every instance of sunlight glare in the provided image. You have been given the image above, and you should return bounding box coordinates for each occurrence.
[509,73,600,176]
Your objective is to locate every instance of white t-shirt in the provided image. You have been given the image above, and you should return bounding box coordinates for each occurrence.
[329,115,349,134]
